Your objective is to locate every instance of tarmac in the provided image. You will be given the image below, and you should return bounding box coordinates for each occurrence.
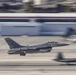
[0,36,76,75]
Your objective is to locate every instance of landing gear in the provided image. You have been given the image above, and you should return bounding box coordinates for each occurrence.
[20,51,26,56]
[66,62,71,65]
[47,50,50,52]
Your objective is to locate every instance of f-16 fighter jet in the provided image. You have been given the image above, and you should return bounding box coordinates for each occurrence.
[5,38,69,56]
[63,27,76,38]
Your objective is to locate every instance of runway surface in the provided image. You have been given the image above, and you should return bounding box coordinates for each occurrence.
[0,36,76,75]
[0,61,76,75]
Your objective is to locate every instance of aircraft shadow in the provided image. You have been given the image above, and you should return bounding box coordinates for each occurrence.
[59,63,76,66]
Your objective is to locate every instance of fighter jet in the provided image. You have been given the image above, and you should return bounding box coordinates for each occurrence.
[5,38,69,56]
[63,27,76,38]
[54,52,76,64]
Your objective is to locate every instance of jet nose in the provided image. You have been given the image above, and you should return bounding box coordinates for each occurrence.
[60,43,69,46]
[54,43,69,47]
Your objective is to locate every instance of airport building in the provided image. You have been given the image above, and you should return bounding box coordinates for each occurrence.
[0,19,41,36]
[0,14,76,36]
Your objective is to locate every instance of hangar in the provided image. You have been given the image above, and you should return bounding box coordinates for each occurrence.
[0,13,76,36]
[1,22,41,36]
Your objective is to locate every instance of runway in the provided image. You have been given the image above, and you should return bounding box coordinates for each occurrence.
[0,59,76,71]
[0,54,76,75]
[0,63,76,71]
[0,36,76,75]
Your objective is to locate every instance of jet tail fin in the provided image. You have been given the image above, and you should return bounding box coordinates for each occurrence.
[54,52,64,61]
[5,38,22,49]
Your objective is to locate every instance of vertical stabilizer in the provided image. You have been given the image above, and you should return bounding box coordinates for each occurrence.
[5,38,22,49]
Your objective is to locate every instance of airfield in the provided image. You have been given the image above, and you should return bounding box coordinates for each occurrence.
[0,36,76,75]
